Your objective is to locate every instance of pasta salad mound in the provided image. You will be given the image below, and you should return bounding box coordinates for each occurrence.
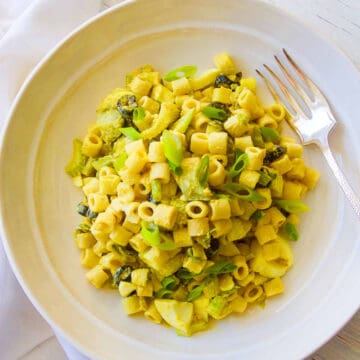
[65,52,320,336]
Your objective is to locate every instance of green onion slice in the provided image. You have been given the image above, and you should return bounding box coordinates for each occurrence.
[170,108,195,133]
[120,127,142,140]
[222,183,266,202]
[133,106,145,122]
[113,153,128,171]
[260,127,281,143]
[187,284,204,302]
[284,222,299,241]
[141,221,176,250]
[150,179,162,203]
[176,268,197,280]
[197,155,210,187]
[274,200,309,214]
[161,276,179,290]
[251,126,265,148]
[201,106,227,121]
[91,155,113,171]
[161,130,183,167]
[228,150,248,178]
[205,261,237,275]
[164,65,198,81]
[155,288,173,299]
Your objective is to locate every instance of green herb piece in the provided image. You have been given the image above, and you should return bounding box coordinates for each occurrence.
[197,155,210,187]
[141,221,176,250]
[228,150,248,178]
[91,155,113,171]
[250,210,263,222]
[168,161,183,175]
[187,284,205,302]
[176,268,197,280]
[201,106,227,121]
[155,288,174,299]
[207,296,227,319]
[65,139,86,177]
[284,222,299,241]
[204,261,237,275]
[274,200,309,214]
[257,168,276,186]
[151,179,162,203]
[170,108,195,133]
[222,183,266,202]
[260,127,281,143]
[161,276,179,290]
[133,106,145,122]
[112,265,132,286]
[164,65,198,81]
[120,127,142,140]
[161,130,183,167]
[77,223,90,232]
[251,126,265,148]
[263,146,286,165]
[113,153,128,171]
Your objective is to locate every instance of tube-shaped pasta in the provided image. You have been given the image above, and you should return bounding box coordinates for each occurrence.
[190,132,209,154]
[138,201,157,221]
[150,163,170,184]
[211,219,232,238]
[99,174,121,195]
[267,104,286,122]
[148,141,166,162]
[82,133,103,157]
[234,136,253,151]
[208,132,228,155]
[134,173,152,197]
[185,201,209,219]
[139,95,160,114]
[182,98,201,115]
[86,265,109,288]
[209,199,231,221]
[212,87,232,104]
[117,182,135,203]
[245,147,266,171]
[253,188,272,210]
[208,159,226,187]
[243,284,264,303]
[258,114,278,129]
[153,204,177,229]
[81,249,99,268]
[172,77,191,96]
[187,218,209,237]
[88,193,109,213]
[130,76,152,96]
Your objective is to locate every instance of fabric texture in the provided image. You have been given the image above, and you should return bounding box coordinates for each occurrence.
[0,1,104,358]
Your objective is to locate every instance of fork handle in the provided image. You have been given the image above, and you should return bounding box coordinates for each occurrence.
[320,138,360,220]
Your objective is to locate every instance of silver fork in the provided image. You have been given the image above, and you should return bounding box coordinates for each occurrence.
[256,49,360,219]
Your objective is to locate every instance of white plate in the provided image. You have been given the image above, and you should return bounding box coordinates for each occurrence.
[0,0,359,359]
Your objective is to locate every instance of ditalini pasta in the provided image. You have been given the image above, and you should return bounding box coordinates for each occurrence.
[66,53,320,336]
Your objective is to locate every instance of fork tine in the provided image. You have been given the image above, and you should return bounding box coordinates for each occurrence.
[274,55,313,104]
[282,49,326,101]
[263,63,308,118]
[255,69,282,104]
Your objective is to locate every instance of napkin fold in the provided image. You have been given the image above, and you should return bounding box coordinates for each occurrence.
[0,0,103,358]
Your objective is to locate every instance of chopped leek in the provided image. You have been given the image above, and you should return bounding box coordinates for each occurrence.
[170,108,195,133]
[113,153,128,171]
[161,276,179,290]
[284,222,299,241]
[65,139,86,177]
[151,179,162,203]
[133,106,145,122]
[251,126,265,148]
[201,106,227,121]
[120,127,142,140]
[228,150,248,178]
[260,126,281,143]
[197,155,210,187]
[91,155,113,171]
[141,221,176,250]
[204,261,237,275]
[274,200,309,214]
[187,285,204,302]
[222,183,266,202]
[164,65,198,81]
